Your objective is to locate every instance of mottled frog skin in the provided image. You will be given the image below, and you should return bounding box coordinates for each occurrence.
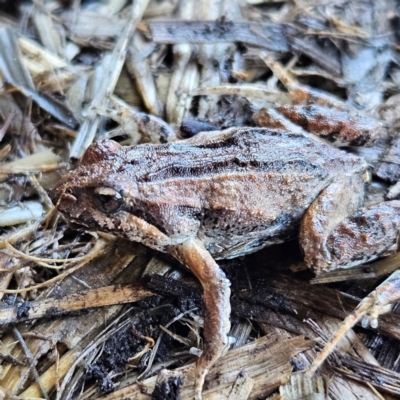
[51,128,369,268]
[51,127,400,400]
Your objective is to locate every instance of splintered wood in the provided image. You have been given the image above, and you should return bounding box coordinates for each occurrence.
[0,0,399,399]
[101,335,313,400]
[0,284,153,324]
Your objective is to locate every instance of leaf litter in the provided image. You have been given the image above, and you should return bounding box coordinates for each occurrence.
[0,0,400,399]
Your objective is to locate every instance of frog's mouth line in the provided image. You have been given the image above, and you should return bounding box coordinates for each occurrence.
[125,206,168,235]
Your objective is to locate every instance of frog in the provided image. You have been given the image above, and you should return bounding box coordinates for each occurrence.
[50,126,400,399]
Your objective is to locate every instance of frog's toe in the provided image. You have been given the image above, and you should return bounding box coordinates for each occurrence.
[228,336,236,346]
[307,270,400,377]
[362,303,392,329]
[361,269,400,329]
[361,314,376,329]
[194,337,229,400]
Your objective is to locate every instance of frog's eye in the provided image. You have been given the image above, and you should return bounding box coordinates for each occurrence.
[94,187,123,213]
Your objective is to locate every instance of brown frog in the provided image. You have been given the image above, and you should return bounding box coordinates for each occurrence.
[50,126,400,399]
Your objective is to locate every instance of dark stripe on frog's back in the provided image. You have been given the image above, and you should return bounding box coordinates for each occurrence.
[139,158,328,183]
[122,128,329,181]
[129,129,331,183]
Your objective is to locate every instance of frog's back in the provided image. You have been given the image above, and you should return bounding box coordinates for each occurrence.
[127,127,365,177]
[125,128,366,257]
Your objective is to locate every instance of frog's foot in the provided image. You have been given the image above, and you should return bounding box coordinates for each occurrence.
[302,196,400,275]
[194,331,230,400]
[306,269,400,377]
[361,269,400,328]
[169,238,231,400]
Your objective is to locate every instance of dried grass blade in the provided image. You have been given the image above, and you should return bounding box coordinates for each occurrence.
[0,28,77,128]
[69,0,151,160]
[13,327,50,400]
[0,238,109,293]
[149,20,289,50]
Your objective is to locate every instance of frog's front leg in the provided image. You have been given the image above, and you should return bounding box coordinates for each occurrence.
[169,238,231,400]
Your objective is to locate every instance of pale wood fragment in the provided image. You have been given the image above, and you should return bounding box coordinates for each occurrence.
[279,372,324,400]
[226,372,254,400]
[0,284,153,325]
[69,0,151,159]
[311,251,400,284]
[0,201,43,227]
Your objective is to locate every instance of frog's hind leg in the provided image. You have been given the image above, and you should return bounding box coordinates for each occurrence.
[307,269,400,376]
[301,199,400,376]
[169,238,231,400]
[361,268,400,328]
[299,174,365,275]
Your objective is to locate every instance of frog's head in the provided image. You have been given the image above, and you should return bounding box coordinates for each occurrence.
[50,140,170,247]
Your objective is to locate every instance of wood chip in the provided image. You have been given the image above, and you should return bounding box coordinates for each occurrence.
[0,284,153,324]
[101,335,314,400]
